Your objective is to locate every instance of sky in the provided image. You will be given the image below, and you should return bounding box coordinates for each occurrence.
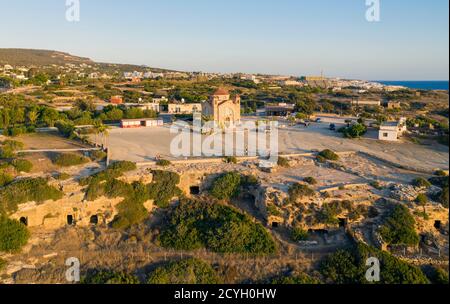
[0,0,448,80]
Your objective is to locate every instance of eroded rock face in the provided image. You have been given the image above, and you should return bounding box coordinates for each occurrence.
[389,184,420,202]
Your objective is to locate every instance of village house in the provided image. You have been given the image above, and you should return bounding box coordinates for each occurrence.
[265,103,295,117]
[110,95,124,105]
[167,102,202,114]
[378,117,407,141]
[120,118,164,128]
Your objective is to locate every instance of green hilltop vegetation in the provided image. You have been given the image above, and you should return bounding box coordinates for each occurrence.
[159,199,277,255]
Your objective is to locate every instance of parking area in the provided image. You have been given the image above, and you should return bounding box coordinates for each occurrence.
[106,117,449,171]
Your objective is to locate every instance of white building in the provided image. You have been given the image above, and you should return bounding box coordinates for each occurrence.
[379,118,407,141]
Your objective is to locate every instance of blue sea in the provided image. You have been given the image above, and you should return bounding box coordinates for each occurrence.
[375,81,449,90]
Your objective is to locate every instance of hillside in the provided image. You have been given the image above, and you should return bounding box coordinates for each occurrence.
[0,49,94,66]
[0,48,177,73]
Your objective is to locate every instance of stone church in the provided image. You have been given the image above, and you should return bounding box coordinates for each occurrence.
[202,88,241,126]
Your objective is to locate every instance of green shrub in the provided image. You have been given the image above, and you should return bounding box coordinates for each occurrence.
[316,155,327,163]
[11,159,33,173]
[6,126,34,137]
[0,177,63,214]
[147,258,221,284]
[428,176,449,188]
[223,156,237,164]
[287,183,315,202]
[412,177,432,189]
[303,177,317,185]
[55,120,76,138]
[148,170,182,208]
[90,150,107,161]
[291,227,309,242]
[210,172,242,200]
[241,175,259,187]
[415,193,428,205]
[81,270,140,284]
[0,140,24,159]
[318,149,339,161]
[53,153,89,167]
[108,161,137,173]
[156,159,172,167]
[426,266,449,284]
[370,181,383,190]
[0,216,30,253]
[1,140,24,151]
[267,204,282,216]
[434,170,448,177]
[111,182,150,230]
[82,166,175,229]
[320,243,429,284]
[0,172,13,187]
[342,123,367,138]
[159,200,277,255]
[55,172,71,181]
[379,204,419,246]
[277,157,290,168]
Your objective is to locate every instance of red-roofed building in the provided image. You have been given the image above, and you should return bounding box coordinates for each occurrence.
[110,95,123,105]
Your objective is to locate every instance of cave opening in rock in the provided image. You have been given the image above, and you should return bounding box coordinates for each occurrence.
[339,218,348,228]
[90,215,99,225]
[20,217,28,226]
[434,220,442,230]
[190,186,200,195]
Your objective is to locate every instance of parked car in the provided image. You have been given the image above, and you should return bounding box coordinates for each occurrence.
[329,123,336,131]
[315,118,322,123]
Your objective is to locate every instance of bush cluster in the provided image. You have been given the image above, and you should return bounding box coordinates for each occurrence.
[0,177,63,214]
[11,159,33,173]
[53,153,89,167]
[411,177,432,189]
[379,204,419,246]
[277,157,290,168]
[318,149,339,161]
[81,270,139,284]
[210,172,242,200]
[147,258,221,284]
[0,216,30,253]
[319,243,429,284]
[287,183,315,203]
[159,200,277,255]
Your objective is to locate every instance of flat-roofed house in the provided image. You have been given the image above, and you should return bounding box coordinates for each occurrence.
[120,118,164,129]
[352,100,381,107]
[265,103,295,117]
[167,102,202,114]
[379,117,407,141]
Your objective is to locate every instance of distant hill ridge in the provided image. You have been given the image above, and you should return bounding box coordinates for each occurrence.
[0,48,94,66]
[0,48,175,73]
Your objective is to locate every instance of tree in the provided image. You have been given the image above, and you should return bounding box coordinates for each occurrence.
[415,194,428,214]
[26,109,39,125]
[379,204,419,246]
[343,123,367,138]
[40,107,60,127]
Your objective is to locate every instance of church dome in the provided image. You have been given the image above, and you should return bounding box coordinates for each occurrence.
[213,88,229,96]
